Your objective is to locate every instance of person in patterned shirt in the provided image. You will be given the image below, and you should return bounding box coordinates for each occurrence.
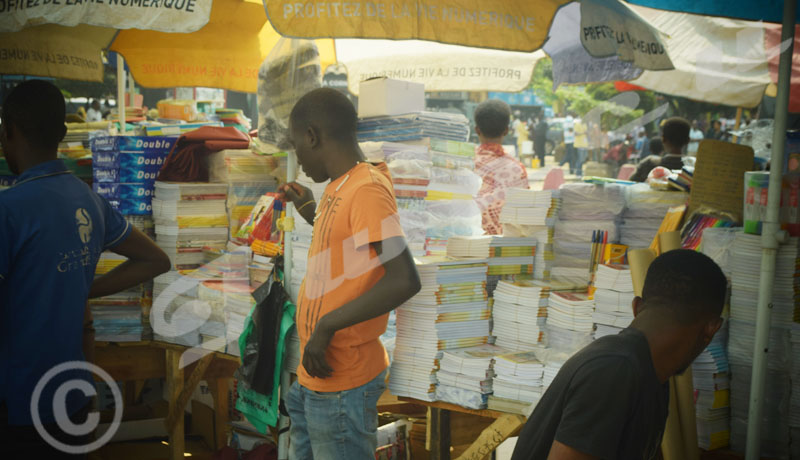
[473,99,530,235]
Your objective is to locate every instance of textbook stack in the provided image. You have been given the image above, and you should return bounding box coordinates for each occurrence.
[488,350,545,415]
[552,184,624,285]
[91,135,177,215]
[389,257,490,402]
[197,279,254,356]
[491,281,549,351]
[152,182,229,272]
[501,188,561,280]
[620,185,687,249]
[446,235,537,297]
[693,320,731,450]
[383,142,432,257]
[436,344,505,410]
[592,264,635,339]
[727,231,798,458]
[90,252,144,342]
[546,291,595,354]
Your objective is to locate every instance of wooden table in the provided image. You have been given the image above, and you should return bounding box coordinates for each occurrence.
[397,397,526,460]
[94,340,240,460]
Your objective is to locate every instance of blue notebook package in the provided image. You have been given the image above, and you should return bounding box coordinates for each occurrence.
[90,135,177,154]
[94,182,155,215]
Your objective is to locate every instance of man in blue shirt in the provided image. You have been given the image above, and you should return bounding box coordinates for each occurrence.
[0,80,171,458]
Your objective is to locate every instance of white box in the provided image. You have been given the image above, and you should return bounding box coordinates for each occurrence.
[358,77,425,119]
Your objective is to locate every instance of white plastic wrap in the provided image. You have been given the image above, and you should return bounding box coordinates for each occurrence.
[554,219,618,243]
[435,385,487,410]
[699,227,740,277]
[558,183,626,220]
[623,183,688,219]
[425,200,483,238]
[428,167,482,197]
[387,159,433,180]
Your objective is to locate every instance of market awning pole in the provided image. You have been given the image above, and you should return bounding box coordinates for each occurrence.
[116,53,126,134]
[745,0,795,458]
[277,151,297,460]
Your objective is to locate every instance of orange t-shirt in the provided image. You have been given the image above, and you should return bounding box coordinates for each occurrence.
[296,162,404,392]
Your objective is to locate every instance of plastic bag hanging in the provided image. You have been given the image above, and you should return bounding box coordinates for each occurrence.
[257,38,323,148]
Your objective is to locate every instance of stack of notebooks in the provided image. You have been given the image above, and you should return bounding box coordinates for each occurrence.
[357,112,470,143]
[215,108,252,133]
[546,292,595,354]
[693,319,731,451]
[620,185,687,249]
[592,264,635,338]
[488,350,545,415]
[90,252,144,342]
[492,281,549,351]
[543,355,568,389]
[501,188,561,281]
[552,184,624,285]
[152,182,229,271]
[197,279,254,356]
[446,235,537,296]
[436,344,505,410]
[288,173,329,301]
[389,257,490,402]
[727,231,798,458]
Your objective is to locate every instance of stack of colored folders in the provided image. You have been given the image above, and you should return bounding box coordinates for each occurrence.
[389,257,490,402]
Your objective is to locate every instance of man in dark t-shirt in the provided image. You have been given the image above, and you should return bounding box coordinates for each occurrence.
[512,249,727,460]
[630,118,691,183]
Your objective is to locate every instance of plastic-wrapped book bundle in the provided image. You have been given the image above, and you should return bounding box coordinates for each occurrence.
[619,184,687,249]
[727,231,799,458]
[383,142,432,258]
[436,344,506,410]
[551,183,625,285]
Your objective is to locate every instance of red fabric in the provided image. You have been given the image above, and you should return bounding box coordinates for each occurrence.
[474,143,529,235]
[614,81,647,92]
[157,126,250,182]
[765,23,800,113]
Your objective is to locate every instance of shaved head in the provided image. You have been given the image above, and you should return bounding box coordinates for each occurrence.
[290,88,358,144]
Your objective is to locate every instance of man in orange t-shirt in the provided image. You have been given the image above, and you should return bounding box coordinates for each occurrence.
[279,88,421,459]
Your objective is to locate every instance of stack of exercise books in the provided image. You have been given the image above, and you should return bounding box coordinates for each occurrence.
[501,189,561,281]
[446,236,537,296]
[592,264,635,339]
[620,185,687,249]
[197,279,254,356]
[727,231,798,457]
[436,344,506,410]
[693,319,731,451]
[488,350,545,415]
[152,182,229,270]
[356,112,470,143]
[492,281,549,351]
[90,252,144,342]
[389,257,490,402]
[543,354,569,389]
[547,292,595,353]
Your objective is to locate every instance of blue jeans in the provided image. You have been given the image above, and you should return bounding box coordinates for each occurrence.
[288,369,387,460]
[575,148,588,176]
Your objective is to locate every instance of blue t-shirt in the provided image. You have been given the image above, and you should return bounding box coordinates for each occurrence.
[0,160,131,425]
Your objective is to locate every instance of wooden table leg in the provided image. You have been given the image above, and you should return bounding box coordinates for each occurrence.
[429,407,451,460]
[210,378,230,450]
[166,349,185,460]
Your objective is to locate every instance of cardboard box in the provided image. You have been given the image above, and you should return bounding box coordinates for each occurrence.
[358,77,424,119]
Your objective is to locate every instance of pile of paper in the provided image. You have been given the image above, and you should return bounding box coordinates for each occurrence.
[551,183,624,285]
[488,350,544,414]
[693,319,731,450]
[90,251,145,342]
[389,257,490,401]
[620,185,687,249]
[436,344,505,410]
[727,231,798,458]
[500,188,561,227]
[492,281,549,351]
[91,135,177,215]
[592,264,635,338]
[547,292,594,354]
[357,112,470,143]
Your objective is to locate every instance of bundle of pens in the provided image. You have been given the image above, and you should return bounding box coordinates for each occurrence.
[587,230,609,297]
[681,213,736,250]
